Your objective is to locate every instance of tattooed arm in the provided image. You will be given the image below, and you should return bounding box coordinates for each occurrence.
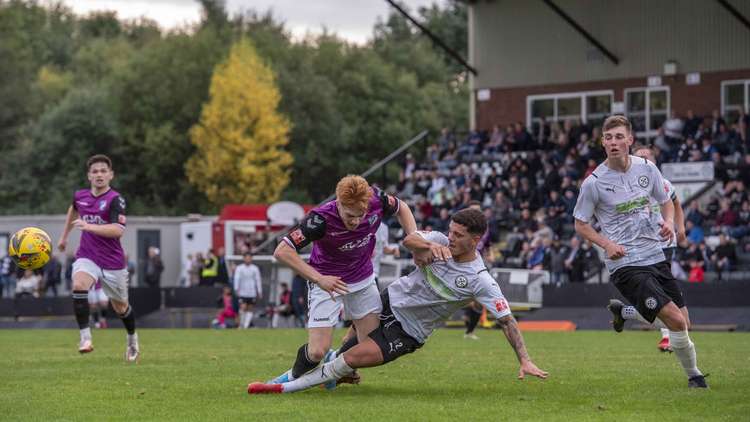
[497,315,549,379]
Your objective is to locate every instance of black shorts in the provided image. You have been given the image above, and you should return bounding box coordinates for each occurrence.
[611,261,685,323]
[368,290,422,364]
[239,297,257,305]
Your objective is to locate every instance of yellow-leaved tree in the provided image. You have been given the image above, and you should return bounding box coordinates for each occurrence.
[186,38,292,206]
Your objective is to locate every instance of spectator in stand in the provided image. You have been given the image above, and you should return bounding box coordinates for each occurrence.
[544,190,566,215]
[216,247,229,286]
[200,249,218,286]
[144,246,164,288]
[1,254,17,299]
[212,286,237,329]
[125,253,136,286]
[728,182,749,209]
[272,282,294,328]
[16,269,41,298]
[514,122,533,151]
[545,207,565,235]
[710,109,726,138]
[730,201,750,239]
[700,138,717,160]
[517,208,537,234]
[42,255,62,297]
[517,177,537,210]
[685,201,705,227]
[548,237,568,285]
[64,254,74,293]
[711,233,736,281]
[688,260,705,283]
[431,208,451,233]
[683,110,703,139]
[663,110,684,156]
[714,198,738,234]
[290,274,308,327]
[686,220,705,245]
[676,137,698,162]
[526,238,546,270]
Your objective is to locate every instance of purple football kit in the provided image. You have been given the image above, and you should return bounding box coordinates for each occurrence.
[72,188,130,302]
[283,188,400,327]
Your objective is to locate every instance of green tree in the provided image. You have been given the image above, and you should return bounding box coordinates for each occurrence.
[0,88,120,213]
[186,38,292,206]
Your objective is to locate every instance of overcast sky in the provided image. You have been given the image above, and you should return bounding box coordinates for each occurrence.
[61,0,441,44]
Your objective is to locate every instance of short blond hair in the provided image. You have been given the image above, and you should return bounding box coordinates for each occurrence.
[336,175,371,211]
[602,115,632,133]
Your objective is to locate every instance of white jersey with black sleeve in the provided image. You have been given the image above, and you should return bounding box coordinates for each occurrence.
[388,231,512,344]
[573,155,670,273]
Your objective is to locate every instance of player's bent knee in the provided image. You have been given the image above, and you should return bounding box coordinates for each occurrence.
[110,299,128,314]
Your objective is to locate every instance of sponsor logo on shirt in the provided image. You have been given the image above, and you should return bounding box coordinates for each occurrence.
[82,214,106,225]
[615,196,649,214]
[313,317,330,322]
[494,298,508,313]
[338,233,374,251]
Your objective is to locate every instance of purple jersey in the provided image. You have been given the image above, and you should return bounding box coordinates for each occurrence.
[283,188,400,284]
[73,189,127,270]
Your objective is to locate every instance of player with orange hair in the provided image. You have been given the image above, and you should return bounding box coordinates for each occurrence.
[268,175,416,387]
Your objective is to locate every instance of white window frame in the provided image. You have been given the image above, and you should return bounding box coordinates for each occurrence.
[720,79,750,122]
[623,86,671,139]
[526,90,614,128]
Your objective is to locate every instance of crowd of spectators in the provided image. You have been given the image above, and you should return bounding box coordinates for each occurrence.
[391,109,750,283]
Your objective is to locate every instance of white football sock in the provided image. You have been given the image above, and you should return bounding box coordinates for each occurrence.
[80,327,92,341]
[245,312,254,328]
[238,313,246,328]
[282,355,354,393]
[669,330,702,378]
[621,306,666,328]
[660,328,670,339]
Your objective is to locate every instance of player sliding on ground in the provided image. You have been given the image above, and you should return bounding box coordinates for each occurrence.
[267,175,416,389]
[573,115,707,388]
[249,208,548,394]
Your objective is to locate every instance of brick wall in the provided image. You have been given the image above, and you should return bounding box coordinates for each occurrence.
[475,69,750,130]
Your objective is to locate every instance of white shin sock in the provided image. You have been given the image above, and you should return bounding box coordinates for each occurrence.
[669,330,702,378]
[282,355,354,393]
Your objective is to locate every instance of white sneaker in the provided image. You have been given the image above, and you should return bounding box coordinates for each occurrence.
[125,334,140,363]
[78,339,94,354]
[464,333,479,340]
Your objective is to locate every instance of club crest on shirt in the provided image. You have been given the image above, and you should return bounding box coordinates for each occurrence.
[99,200,107,211]
[455,275,468,288]
[638,175,649,188]
[368,214,377,226]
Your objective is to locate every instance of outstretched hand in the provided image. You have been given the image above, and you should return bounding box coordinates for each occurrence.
[518,360,549,380]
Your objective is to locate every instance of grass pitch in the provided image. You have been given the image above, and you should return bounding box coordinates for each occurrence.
[1,328,748,421]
